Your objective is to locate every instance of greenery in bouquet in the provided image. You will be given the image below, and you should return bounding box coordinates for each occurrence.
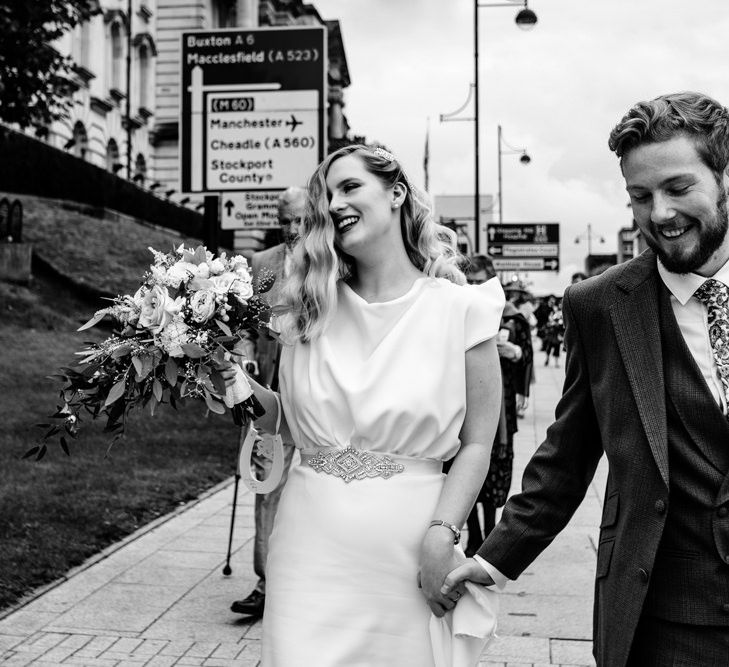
[30,244,272,460]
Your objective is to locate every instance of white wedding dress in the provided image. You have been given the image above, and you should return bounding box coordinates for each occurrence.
[261,276,503,666]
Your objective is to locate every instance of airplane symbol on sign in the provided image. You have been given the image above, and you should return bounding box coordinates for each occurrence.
[285,114,302,132]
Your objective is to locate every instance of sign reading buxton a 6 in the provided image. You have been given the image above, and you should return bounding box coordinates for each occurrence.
[486,223,560,272]
[180,26,326,198]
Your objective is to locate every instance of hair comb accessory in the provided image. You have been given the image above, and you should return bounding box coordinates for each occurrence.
[372,147,396,162]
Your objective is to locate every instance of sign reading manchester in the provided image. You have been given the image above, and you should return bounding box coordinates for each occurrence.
[487,223,560,272]
[180,26,326,194]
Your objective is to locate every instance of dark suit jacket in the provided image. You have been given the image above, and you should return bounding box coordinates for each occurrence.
[478,249,700,666]
[251,243,286,389]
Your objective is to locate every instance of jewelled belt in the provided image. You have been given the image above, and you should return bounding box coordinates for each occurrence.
[300,446,440,482]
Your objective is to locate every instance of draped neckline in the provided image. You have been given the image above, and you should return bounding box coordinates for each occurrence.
[341,276,428,306]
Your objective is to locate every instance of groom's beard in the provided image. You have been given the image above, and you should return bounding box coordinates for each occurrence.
[648,189,729,274]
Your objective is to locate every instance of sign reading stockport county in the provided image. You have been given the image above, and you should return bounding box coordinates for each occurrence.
[486,223,561,272]
[180,26,326,196]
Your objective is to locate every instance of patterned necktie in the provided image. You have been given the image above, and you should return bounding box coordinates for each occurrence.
[694,279,729,408]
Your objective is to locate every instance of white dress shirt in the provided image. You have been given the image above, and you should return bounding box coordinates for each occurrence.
[475,256,729,588]
[657,257,729,416]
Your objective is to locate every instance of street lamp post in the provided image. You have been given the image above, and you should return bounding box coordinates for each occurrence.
[575,223,605,256]
[497,124,530,223]
[440,1,537,252]
[474,1,537,251]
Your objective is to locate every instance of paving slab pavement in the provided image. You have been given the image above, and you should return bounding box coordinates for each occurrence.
[1,353,604,666]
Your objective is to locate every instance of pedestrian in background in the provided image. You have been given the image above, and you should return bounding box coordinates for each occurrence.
[542,298,564,367]
[230,186,304,619]
[235,144,504,666]
[463,255,533,556]
[444,91,729,666]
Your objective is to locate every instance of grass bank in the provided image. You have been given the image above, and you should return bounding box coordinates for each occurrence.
[0,198,242,611]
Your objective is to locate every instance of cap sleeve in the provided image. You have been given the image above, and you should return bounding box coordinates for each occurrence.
[464,277,505,350]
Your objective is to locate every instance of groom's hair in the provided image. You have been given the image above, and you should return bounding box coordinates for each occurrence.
[608,91,729,176]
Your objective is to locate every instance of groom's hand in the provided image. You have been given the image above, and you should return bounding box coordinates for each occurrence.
[441,559,495,594]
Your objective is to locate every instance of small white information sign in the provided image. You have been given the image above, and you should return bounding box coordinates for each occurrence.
[220,191,281,229]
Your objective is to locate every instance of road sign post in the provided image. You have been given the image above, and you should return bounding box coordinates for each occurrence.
[486,223,560,272]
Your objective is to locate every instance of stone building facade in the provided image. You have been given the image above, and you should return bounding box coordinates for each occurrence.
[47,0,158,186]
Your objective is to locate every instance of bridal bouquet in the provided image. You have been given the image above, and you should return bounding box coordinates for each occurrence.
[31,244,271,459]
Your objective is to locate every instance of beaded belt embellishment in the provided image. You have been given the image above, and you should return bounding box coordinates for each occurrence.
[306,446,405,483]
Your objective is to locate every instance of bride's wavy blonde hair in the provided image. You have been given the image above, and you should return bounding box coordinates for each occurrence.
[278,144,465,343]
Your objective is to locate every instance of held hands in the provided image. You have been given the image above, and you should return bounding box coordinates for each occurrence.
[441,558,496,598]
[418,527,467,617]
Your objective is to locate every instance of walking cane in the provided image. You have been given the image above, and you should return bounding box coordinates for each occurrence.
[222,424,246,575]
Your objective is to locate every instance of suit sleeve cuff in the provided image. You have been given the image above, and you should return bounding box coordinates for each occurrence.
[473,555,509,590]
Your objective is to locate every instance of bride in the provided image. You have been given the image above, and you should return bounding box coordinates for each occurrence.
[238,144,504,666]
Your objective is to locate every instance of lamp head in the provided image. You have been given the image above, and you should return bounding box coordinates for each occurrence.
[515,7,537,30]
[520,153,531,165]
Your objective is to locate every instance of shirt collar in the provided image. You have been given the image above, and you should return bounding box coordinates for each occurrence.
[658,256,729,306]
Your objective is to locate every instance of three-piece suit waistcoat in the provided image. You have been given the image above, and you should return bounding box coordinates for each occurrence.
[643,284,729,623]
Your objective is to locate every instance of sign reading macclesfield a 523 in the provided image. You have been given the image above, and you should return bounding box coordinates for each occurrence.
[180,26,326,194]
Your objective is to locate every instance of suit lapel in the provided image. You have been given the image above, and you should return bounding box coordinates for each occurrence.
[610,252,669,488]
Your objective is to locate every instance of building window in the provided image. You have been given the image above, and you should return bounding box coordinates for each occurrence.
[138,44,150,109]
[72,20,92,70]
[213,0,237,28]
[134,153,147,186]
[106,139,120,172]
[71,122,88,160]
[110,21,124,92]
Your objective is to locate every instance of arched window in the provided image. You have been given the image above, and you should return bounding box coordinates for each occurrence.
[71,122,88,160]
[134,153,147,186]
[106,139,120,172]
[110,22,124,91]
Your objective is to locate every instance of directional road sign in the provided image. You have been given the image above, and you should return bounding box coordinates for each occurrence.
[487,223,560,272]
[180,26,326,195]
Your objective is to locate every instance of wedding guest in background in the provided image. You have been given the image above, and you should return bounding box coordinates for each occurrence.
[534,294,554,351]
[462,256,533,556]
[444,91,729,666]
[542,298,564,367]
[234,144,504,665]
[230,186,304,619]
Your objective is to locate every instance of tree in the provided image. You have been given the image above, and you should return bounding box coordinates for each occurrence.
[0,1,101,129]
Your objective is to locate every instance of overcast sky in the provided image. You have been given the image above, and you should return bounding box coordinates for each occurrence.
[313,0,729,295]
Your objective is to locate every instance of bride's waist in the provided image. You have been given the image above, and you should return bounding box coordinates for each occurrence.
[299,446,442,479]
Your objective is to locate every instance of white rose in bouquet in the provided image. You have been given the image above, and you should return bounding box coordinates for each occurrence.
[230,275,254,301]
[138,285,183,334]
[189,289,217,323]
[166,263,191,289]
[209,258,226,275]
[209,272,236,296]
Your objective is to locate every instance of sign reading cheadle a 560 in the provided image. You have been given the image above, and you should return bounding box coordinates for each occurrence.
[180,26,326,194]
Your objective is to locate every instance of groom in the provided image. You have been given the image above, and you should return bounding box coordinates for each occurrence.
[444,91,729,666]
